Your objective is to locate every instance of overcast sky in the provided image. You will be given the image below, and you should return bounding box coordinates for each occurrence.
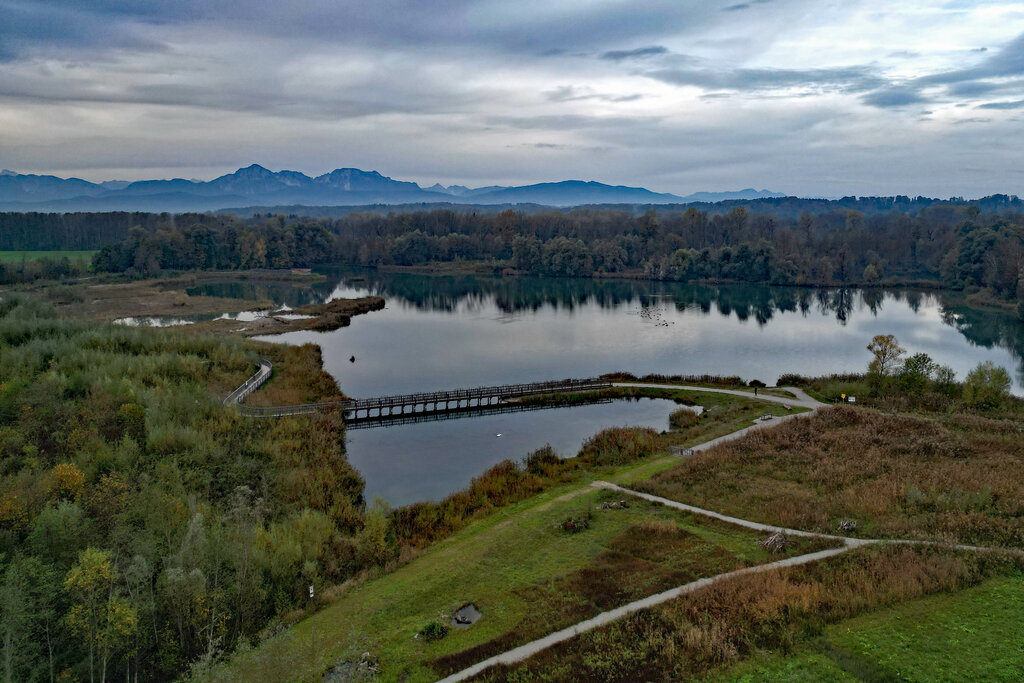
[1,0,1023,196]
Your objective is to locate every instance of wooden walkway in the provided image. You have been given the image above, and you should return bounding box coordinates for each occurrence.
[225,359,611,419]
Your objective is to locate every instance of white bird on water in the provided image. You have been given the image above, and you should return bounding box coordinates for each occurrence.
[496,433,502,437]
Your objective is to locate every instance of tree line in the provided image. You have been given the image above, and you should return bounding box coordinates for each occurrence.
[85,205,1024,318]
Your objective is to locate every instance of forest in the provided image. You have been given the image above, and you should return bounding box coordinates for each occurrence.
[0,298,369,681]
[83,204,1024,317]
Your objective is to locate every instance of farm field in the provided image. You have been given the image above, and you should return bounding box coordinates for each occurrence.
[0,249,96,262]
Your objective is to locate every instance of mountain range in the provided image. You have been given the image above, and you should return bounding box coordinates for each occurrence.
[0,165,785,212]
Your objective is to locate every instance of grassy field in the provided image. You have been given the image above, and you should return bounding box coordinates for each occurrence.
[203,481,834,683]
[709,574,1024,682]
[637,405,1024,547]
[472,545,1024,682]
[0,249,96,262]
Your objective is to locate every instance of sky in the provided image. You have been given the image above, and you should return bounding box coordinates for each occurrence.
[1,0,1023,197]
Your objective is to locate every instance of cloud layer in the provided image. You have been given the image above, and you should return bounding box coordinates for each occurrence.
[1,0,1023,196]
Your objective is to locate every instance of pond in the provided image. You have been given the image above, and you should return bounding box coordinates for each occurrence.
[347,397,689,506]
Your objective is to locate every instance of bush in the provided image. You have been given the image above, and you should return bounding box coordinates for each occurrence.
[524,445,560,475]
[963,361,1011,409]
[669,408,699,430]
[420,621,448,642]
[578,427,659,466]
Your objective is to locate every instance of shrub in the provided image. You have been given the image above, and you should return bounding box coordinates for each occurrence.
[578,427,659,467]
[963,361,1011,409]
[669,408,699,430]
[524,445,560,475]
[420,621,448,642]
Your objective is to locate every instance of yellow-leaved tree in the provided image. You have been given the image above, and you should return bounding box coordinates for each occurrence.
[64,548,137,683]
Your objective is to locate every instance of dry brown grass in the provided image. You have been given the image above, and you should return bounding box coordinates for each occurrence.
[473,544,1024,682]
[638,406,1024,547]
[430,520,836,678]
[245,341,346,405]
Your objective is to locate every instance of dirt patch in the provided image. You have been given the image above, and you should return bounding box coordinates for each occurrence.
[557,551,691,609]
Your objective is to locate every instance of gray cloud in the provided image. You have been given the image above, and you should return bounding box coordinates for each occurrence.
[600,45,670,61]
[544,86,643,103]
[861,87,930,108]
[646,65,883,94]
[0,1,734,59]
[978,99,1024,109]
[860,32,1024,109]
[722,0,773,11]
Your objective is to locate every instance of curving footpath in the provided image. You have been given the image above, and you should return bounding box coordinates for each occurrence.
[436,385,1021,683]
[612,382,824,410]
[222,368,1009,681]
[438,479,1018,683]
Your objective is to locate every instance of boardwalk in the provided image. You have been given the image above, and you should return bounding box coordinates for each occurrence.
[225,359,611,419]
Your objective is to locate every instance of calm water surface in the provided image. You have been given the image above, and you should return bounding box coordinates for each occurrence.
[348,398,685,506]
[233,268,1024,504]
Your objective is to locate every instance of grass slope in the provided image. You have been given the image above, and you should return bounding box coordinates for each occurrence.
[205,479,831,682]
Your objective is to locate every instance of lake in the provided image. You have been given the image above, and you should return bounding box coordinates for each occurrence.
[229,267,1024,504]
[345,398,688,506]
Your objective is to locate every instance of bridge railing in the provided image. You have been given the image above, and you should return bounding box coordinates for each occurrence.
[347,378,610,409]
[225,359,612,418]
[223,359,273,406]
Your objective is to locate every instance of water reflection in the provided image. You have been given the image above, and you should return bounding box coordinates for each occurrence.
[208,267,1024,392]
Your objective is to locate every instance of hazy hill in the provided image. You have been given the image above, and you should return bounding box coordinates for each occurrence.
[0,165,784,212]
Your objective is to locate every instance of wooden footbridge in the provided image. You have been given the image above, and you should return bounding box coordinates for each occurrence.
[226,359,612,420]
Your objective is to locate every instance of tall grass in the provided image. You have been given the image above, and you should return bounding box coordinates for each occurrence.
[639,405,1024,547]
[476,545,1024,681]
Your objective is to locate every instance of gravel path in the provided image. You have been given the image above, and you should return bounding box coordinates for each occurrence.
[611,382,824,410]
[436,545,855,683]
[437,476,1017,683]
[436,383,1023,683]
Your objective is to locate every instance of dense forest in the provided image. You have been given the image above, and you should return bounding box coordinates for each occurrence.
[86,205,1024,318]
[2,193,1023,250]
[0,299,369,681]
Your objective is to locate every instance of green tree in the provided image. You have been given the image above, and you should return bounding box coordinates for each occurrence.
[897,352,937,395]
[0,559,31,683]
[64,548,137,683]
[355,499,397,569]
[866,334,905,376]
[963,361,1011,409]
[933,365,960,396]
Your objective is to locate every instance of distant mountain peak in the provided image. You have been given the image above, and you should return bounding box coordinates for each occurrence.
[0,163,786,211]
